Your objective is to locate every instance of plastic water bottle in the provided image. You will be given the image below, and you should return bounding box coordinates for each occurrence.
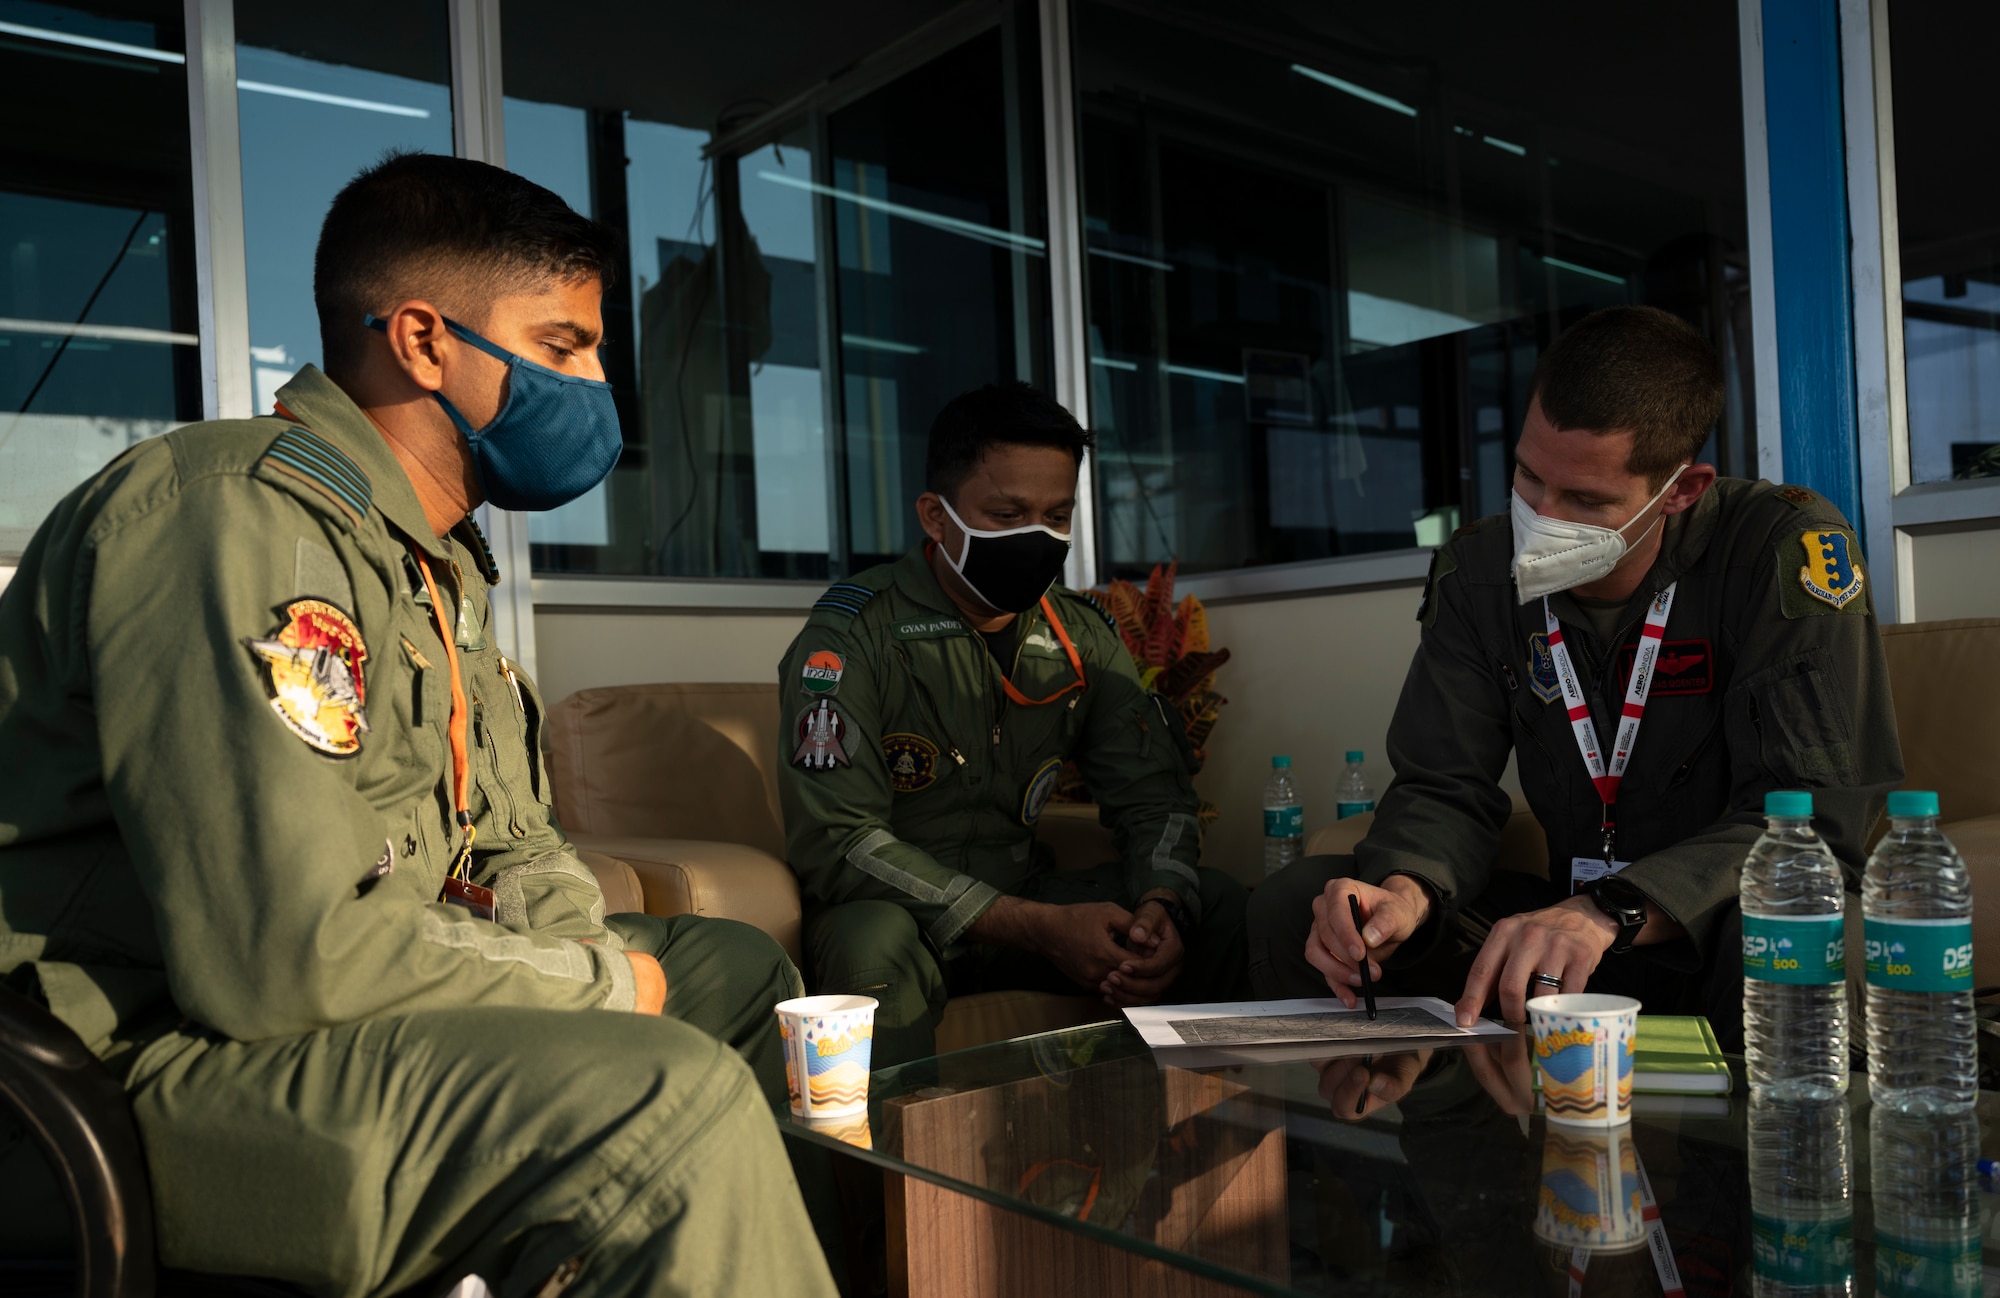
[1748,1096,1854,1298]
[1741,790,1848,1099]
[1263,756,1303,876]
[1336,750,1375,819]
[1870,1107,1981,1298]
[1864,790,1977,1114]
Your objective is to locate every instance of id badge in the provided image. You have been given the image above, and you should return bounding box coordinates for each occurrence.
[1570,857,1632,893]
[443,876,496,921]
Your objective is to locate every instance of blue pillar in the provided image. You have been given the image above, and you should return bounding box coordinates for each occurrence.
[1762,0,1863,531]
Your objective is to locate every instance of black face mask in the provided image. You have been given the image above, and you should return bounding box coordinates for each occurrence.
[939,497,1072,614]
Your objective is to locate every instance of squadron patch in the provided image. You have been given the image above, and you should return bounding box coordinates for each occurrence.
[243,599,371,756]
[881,732,940,792]
[793,698,852,771]
[801,649,844,696]
[1788,527,1867,616]
[1021,756,1063,826]
[1526,632,1561,704]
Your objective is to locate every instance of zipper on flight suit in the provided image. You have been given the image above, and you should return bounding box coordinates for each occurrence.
[894,646,966,767]
[471,693,525,838]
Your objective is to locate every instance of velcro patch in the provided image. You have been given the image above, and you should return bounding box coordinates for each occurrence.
[812,582,877,618]
[801,649,844,695]
[243,598,371,756]
[882,732,940,792]
[1781,527,1869,618]
[1619,638,1714,695]
[1021,756,1063,826]
[892,616,966,640]
[1526,632,1561,703]
[793,698,852,770]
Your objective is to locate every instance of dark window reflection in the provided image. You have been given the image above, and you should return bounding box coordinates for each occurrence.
[829,18,1050,570]
[0,0,198,555]
[1075,1,1754,577]
[1887,0,2000,484]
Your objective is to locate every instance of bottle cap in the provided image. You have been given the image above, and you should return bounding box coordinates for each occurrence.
[1764,790,1813,818]
[1345,750,1364,763]
[1271,755,1291,768]
[1887,790,1940,818]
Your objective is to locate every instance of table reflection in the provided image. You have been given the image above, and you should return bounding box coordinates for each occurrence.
[1748,1096,1854,1296]
[1871,1107,1980,1298]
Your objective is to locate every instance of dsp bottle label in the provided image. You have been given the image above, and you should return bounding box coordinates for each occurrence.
[1752,1214,1854,1289]
[1263,805,1303,838]
[1864,918,1975,993]
[1742,914,1845,984]
[1335,800,1375,820]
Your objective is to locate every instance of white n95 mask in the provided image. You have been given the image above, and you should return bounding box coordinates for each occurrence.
[1510,463,1687,603]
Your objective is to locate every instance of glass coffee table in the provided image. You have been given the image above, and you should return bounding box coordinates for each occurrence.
[779,1019,2000,1298]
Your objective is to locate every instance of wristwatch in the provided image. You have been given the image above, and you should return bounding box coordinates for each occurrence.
[1584,876,1649,954]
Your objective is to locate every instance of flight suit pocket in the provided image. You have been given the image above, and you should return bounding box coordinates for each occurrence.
[510,659,555,807]
[1736,648,1858,786]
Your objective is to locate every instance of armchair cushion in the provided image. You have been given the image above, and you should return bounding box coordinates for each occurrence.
[545,683,787,857]
[572,834,804,966]
[1880,619,2000,824]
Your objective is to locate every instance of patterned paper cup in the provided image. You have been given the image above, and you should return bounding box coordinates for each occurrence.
[1528,993,1639,1128]
[1534,1123,1648,1251]
[776,994,877,1121]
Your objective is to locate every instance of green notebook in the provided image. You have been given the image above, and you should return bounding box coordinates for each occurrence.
[1630,1015,1731,1095]
[1528,1015,1733,1095]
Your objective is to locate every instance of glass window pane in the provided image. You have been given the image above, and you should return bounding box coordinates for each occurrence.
[505,16,837,579]
[1887,1,2000,484]
[0,0,199,555]
[505,5,1047,581]
[829,19,1050,570]
[234,3,453,412]
[1075,2,1755,577]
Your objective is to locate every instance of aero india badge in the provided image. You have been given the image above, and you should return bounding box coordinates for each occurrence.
[243,599,371,756]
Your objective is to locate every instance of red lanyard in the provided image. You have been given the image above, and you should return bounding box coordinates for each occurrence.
[1542,584,1677,863]
[410,548,476,881]
[997,597,1086,707]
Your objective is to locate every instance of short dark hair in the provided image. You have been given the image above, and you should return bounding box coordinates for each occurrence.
[925,382,1095,497]
[314,152,616,378]
[1529,306,1724,486]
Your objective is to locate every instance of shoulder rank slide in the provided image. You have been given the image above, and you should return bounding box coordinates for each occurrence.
[813,581,878,618]
[261,426,372,525]
[1079,590,1118,632]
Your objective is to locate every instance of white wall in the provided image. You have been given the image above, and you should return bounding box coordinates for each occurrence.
[532,607,808,705]
[1910,524,2000,622]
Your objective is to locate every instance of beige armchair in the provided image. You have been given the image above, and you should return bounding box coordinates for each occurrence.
[546,682,1112,1052]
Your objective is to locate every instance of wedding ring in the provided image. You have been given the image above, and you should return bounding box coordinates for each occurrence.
[1530,972,1563,991]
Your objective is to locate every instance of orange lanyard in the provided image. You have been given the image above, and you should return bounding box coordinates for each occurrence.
[998,597,1086,707]
[410,548,476,880]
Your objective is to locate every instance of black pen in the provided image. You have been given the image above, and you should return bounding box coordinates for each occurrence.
[1356,1053,1372,1114]
[1349,893,1377,1021]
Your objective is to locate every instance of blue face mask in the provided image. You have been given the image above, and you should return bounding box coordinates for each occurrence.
[364,313,622,512]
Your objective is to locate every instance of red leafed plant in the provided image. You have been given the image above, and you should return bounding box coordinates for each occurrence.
[1054,561,1230,821]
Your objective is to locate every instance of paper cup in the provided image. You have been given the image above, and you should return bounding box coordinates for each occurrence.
[1528,993,1639,1127]
[776,994,876,1120]
[1534,1124,1648,1252]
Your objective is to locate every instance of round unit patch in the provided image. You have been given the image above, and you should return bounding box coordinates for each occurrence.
[1020,756,1064,826]
[242,598,371,756]
[801,649,845,695]
[881,732,940,793]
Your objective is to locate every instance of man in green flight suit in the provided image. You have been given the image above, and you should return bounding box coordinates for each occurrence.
[1248,307,1903,1050]
[0,154,836,1297]
[778,382,1250,1070]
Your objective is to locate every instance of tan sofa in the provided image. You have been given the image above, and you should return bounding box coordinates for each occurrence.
[1302,617,2000,984]
[547,682,1111,1053]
